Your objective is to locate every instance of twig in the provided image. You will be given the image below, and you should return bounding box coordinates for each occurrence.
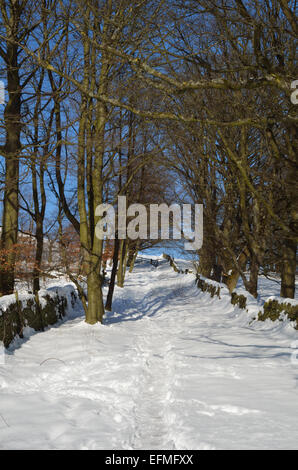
[39,358,66,366]
[0,413,10,428]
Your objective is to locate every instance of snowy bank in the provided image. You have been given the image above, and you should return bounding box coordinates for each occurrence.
[160,253,298,332]
[194,274,298,331]
[0,285,79,348]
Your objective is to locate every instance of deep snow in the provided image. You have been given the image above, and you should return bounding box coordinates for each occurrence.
[0,259,297,450]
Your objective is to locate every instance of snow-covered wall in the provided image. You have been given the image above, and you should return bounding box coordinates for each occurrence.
[195,274,298,330]
[0,285,78,348]
[162,252,298,330]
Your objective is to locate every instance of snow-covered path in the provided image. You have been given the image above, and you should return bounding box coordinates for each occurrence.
[0,260,297,450]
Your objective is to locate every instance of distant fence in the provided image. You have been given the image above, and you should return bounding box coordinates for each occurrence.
[0,286,79,348]
[162,254,191,274]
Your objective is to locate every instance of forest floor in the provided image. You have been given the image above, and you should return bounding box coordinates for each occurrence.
[0,258,297,450]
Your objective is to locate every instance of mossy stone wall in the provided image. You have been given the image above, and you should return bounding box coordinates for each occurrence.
[0,290,77,348]
[258,299,298,329]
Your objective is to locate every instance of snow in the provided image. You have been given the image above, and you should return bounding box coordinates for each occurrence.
[236,273,298,302]
[0,294,21,315]
[0,259,297,450]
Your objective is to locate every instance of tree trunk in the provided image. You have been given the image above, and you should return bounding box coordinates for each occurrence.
[129,242,139,273]
[224,247,249,293]
[0,43,21,295]
[281,239,296,299]
[86,269,104,324]
[198,243,214,278]
[33,223,44,294]
[247,254,259,298]
[117,240,127,288]
[105,238,120,311]
[211,264,223,283]
[280,121,298,299]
